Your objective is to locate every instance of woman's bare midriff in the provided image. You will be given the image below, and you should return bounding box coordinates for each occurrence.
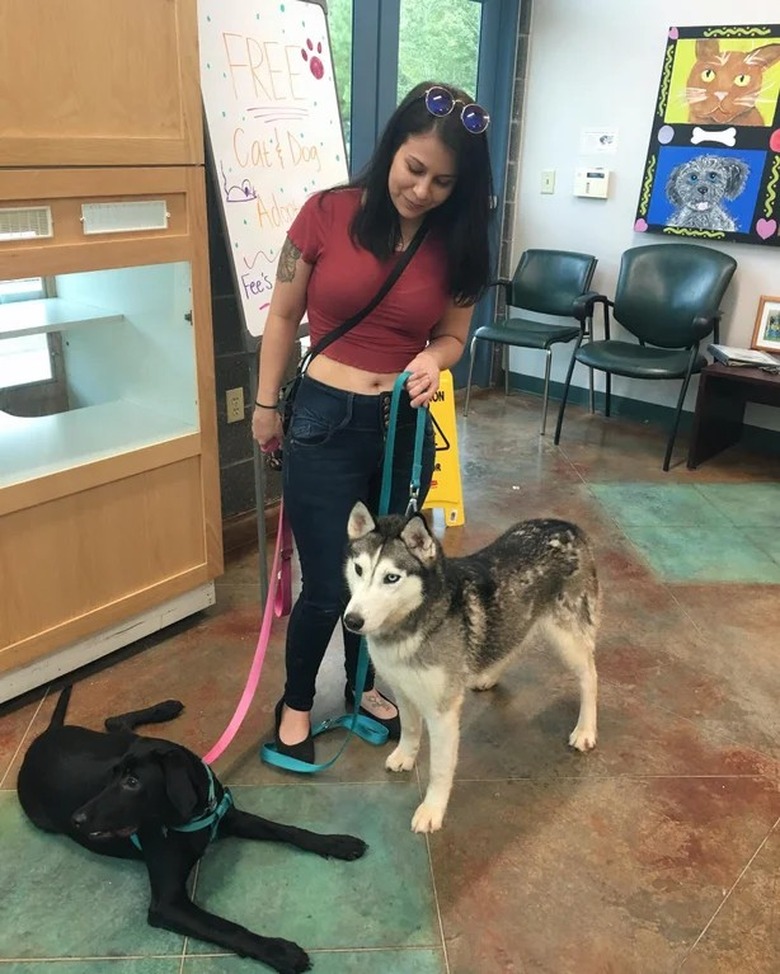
[306,353,403,395]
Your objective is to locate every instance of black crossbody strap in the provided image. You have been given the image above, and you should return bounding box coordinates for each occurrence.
[301,223,429,369]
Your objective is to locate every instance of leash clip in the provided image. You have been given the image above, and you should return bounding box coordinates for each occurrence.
[405,485,419,516]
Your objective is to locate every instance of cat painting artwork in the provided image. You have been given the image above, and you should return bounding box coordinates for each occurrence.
[635,25,780,247]
[686,39,780,126]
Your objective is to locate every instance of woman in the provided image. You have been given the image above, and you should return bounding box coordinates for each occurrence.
[252,81,494,763]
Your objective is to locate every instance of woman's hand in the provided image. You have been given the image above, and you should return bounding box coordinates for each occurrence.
[252,405,283,453]
[404,350,440,408]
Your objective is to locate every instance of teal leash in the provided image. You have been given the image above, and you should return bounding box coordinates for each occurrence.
[379,369,427,516]
[260,371,427,774]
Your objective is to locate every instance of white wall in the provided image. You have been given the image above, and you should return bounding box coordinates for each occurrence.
[512,0,780,431]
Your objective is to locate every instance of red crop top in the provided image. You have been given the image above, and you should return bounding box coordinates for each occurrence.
[287,188,451,373]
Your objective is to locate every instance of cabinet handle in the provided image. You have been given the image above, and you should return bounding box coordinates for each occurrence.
[184,311,193,323]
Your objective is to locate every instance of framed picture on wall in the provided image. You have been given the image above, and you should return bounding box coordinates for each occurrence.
[751,295,780,352]
[634,24,780,247]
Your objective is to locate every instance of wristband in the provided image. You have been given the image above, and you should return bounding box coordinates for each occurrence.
[255,401,279,410]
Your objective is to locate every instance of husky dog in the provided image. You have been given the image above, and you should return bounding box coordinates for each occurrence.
[343,502,599,834]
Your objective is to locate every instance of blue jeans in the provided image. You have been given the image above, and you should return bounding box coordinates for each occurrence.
[281,374,435,711]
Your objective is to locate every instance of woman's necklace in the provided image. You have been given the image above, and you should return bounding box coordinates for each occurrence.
[395,219,422,254]
[395,218,422,252]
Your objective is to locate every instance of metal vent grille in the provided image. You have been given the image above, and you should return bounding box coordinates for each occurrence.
[81,200,169,235]
[0,206,53,241]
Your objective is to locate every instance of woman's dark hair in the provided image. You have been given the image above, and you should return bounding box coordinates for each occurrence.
[344,81,494,306]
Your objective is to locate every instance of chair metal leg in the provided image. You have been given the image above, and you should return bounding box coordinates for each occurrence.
[663,349,698,472]
[605,372,612,417]
[503,344,510,397]
[554,334,584,445]
[463,335,479,417]
[588,368,595,413]
[540,348,552,435]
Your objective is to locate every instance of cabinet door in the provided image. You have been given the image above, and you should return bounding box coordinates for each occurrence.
[0,0,202,167]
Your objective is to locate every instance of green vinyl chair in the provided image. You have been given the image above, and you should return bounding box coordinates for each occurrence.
[553,243,737,471]
[463,249,598,434]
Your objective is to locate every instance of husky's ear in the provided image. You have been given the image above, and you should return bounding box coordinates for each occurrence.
[347,501,376,540]
[400,513,437,566]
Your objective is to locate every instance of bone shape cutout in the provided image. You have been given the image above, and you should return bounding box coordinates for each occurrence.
[690,126,737,147]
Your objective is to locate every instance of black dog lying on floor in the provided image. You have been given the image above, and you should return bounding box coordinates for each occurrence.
[16,687,367,973]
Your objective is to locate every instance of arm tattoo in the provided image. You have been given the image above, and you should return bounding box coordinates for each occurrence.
[276,237,302,283]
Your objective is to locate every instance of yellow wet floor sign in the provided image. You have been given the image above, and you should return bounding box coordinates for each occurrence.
[423,369,465,526]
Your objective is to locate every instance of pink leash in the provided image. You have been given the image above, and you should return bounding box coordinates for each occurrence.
[202,502,293,765]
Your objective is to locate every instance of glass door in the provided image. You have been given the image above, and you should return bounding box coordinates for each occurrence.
[397,2,482,104]
[324,0,354,162]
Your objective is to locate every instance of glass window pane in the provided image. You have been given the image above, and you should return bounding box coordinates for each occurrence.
[398,1,482,104]
[1,261,197,489]
[0,276,45,302]
[0,278,52,388]
[327,0,353,159]
[0,334,52,388]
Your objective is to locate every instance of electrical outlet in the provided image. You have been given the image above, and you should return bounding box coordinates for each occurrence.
[541,170,556,194]
[226,387,244,423]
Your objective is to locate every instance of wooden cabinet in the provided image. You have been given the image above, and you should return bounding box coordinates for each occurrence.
[0,167,223,698]
[0,0,221,702]
[0,0,202,167]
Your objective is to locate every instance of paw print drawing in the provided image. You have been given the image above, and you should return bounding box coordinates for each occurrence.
[301,38,324,80]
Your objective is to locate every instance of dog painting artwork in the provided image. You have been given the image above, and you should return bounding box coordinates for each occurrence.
[343,503,599,834]
[635,24,780,246]
[665,152,750,232]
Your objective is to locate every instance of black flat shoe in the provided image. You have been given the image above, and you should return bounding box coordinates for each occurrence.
[273,697,315,764]
[345,684,401,741]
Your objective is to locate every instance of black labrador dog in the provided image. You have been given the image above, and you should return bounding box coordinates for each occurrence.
[16,687,367,973]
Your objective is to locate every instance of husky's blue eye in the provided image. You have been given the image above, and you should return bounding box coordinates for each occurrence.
[354,563,363,576]
[384,573,400,584]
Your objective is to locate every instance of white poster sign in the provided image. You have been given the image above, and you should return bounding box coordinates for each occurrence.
[198,0,348,337]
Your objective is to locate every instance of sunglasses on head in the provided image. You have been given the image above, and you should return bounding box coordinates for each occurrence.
[424,85,490,135]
